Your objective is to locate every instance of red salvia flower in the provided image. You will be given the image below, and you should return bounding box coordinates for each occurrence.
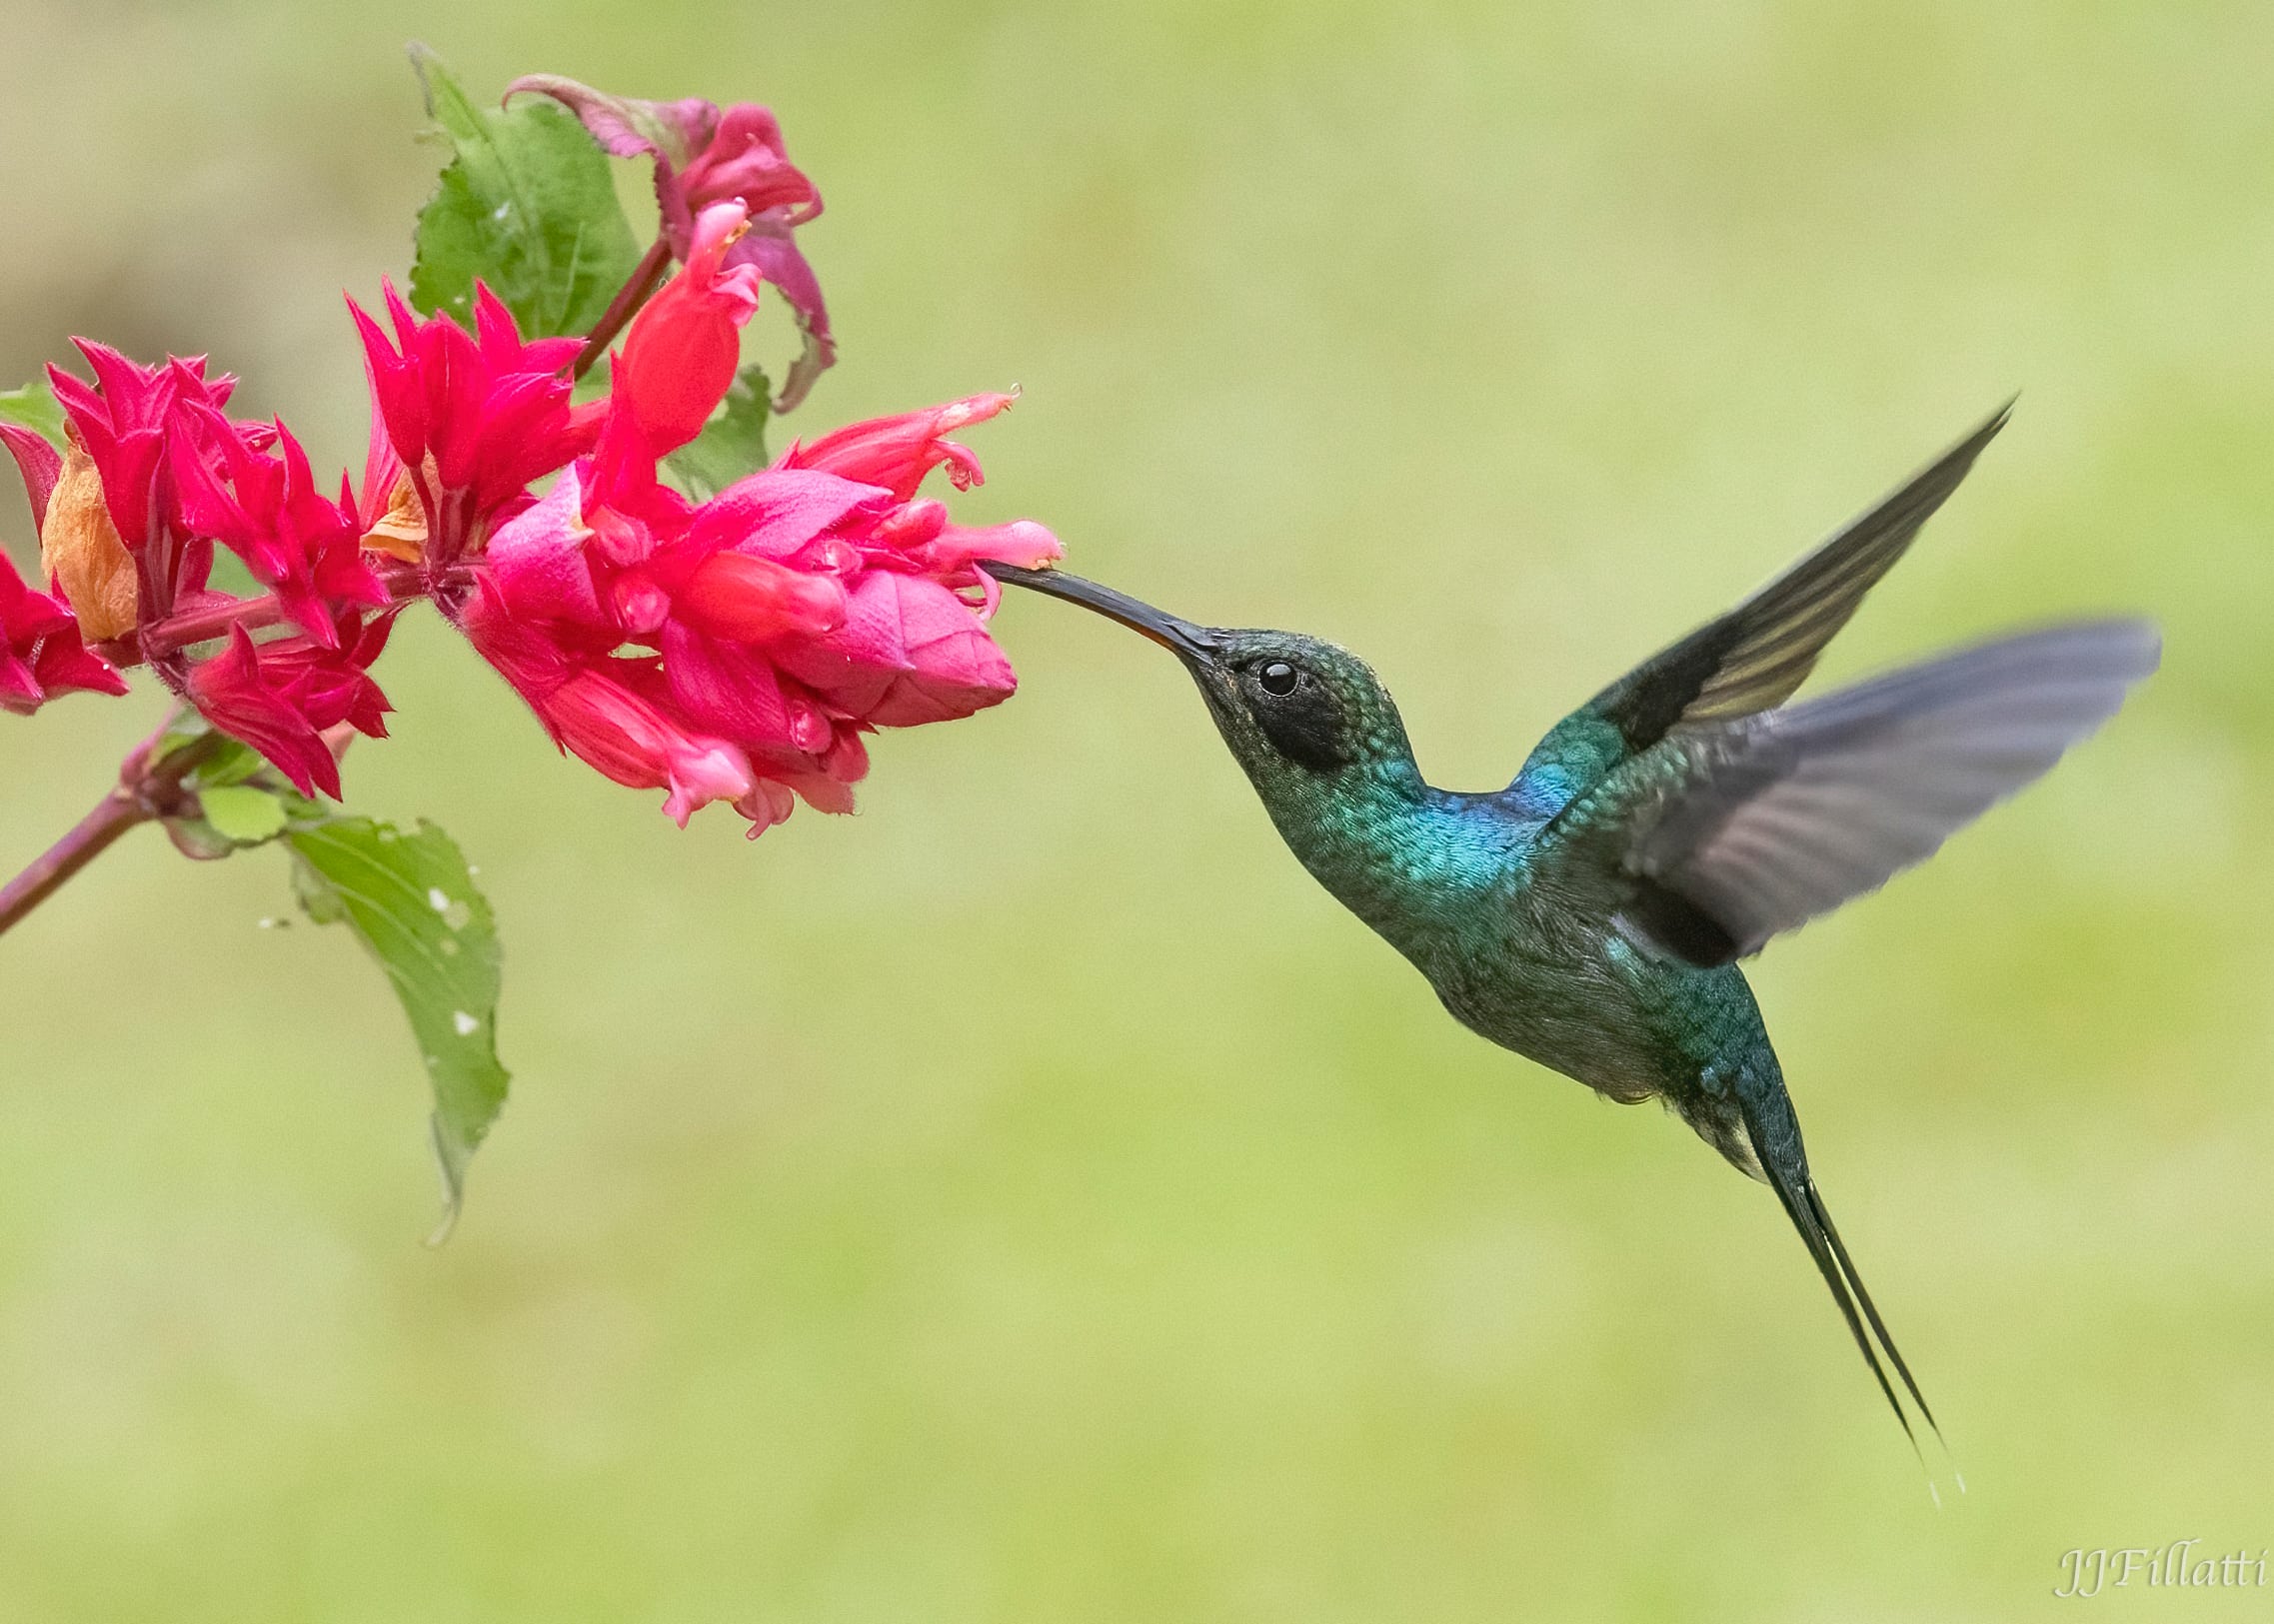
[0,423,60,527]
[504,74,836,411]
[348,281,603,570]
[457,225,1062,836]
[173,410,387,649]
[613,203,763,457]
[779,393,1017,504]
[46,343,252,633]
[183,615,395,800]
[35,337,406,793]
[0,546,127,715]
[2,64,1083,891]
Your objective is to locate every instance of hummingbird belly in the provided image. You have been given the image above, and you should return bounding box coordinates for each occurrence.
[1412,912,1774,1121]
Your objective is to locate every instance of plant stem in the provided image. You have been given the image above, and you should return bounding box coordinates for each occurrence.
[0,785,145,938]
[128,594,288,660]
[0,717,213,940]
[574,236,674,381]
[94,562,467,670]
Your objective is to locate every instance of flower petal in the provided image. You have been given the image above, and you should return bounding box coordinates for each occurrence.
[0,423,62,530]
[187,628,340,798]
[775,571,1017,727]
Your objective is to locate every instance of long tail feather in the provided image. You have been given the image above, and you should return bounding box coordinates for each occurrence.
[1806,1179,1939,1438]
[1761,1164,1923,1449]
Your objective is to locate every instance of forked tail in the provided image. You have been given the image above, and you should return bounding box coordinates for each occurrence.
[1741,1086,1953,1491]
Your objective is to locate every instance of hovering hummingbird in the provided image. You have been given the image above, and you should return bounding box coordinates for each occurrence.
[988,405,2158,1452]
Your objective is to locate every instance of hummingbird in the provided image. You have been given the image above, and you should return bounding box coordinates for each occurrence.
[987,405,2158,1453]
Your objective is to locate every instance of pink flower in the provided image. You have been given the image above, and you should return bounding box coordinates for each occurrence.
[172,411,386,649]
[480,472,612,637]
[46,343,235,550]
[774,570,1019,728]
[613,204,763,458]
[37,338,402,794]
[46,343,250,627]
[779,393,1018,503]
[504,75,835,411]
[348,281,603,567]
[458,585,759,828]
[187,629,341,799]
[668,544,849,643]
[445,233,1061,838]
[543,663,759,827]
[0,546,127,715]
[256,611,396,742]
[184,616,395,800]
[0,423,60,527]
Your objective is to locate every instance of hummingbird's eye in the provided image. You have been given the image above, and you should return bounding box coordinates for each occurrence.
[1235,650,1350,771]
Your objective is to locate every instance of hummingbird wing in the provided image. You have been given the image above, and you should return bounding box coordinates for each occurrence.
[1508,405,2012,812]
[1557,620,2160,965]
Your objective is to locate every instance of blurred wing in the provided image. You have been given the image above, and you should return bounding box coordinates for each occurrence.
[1599,620,2160,965]
[1580,403,2012,757]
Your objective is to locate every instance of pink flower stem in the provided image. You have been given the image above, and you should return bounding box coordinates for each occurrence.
[126,595,289,661]
[574,237,675,382]
[96,561,471,668]
[0,715,214,940]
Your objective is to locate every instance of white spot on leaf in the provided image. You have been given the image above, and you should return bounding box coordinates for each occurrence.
[452,1010,480,1037]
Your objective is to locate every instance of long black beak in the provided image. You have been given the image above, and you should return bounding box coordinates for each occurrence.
[984,563,1218,664]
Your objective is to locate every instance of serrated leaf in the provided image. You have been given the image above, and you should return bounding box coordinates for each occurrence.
[0,379,65,450]
[407,46,644,339]
[666,364,773,501]
[198,785,291,845]
[288,817,508,1241]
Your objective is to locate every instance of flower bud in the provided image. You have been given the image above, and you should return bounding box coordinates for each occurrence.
[616,204,762,458]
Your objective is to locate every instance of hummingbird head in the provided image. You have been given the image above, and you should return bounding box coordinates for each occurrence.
[989,566,1420,803]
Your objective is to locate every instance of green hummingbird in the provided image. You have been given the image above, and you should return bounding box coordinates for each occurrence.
[988,405,2157,1452]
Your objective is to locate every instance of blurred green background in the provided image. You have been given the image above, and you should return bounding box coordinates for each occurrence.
[3,1,2270,1618]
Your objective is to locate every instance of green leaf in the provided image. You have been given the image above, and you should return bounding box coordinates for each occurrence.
[151,716,330,859]
[162,816,241,863]
[199,785,291,845]
[0,378,65,450]
[407,46,644,340]
[665,364,773,501]
[156,715,267,791]
[288,816,509,1241]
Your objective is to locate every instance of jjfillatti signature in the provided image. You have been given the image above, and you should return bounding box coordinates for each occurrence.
[2055,1542,2268,1598]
